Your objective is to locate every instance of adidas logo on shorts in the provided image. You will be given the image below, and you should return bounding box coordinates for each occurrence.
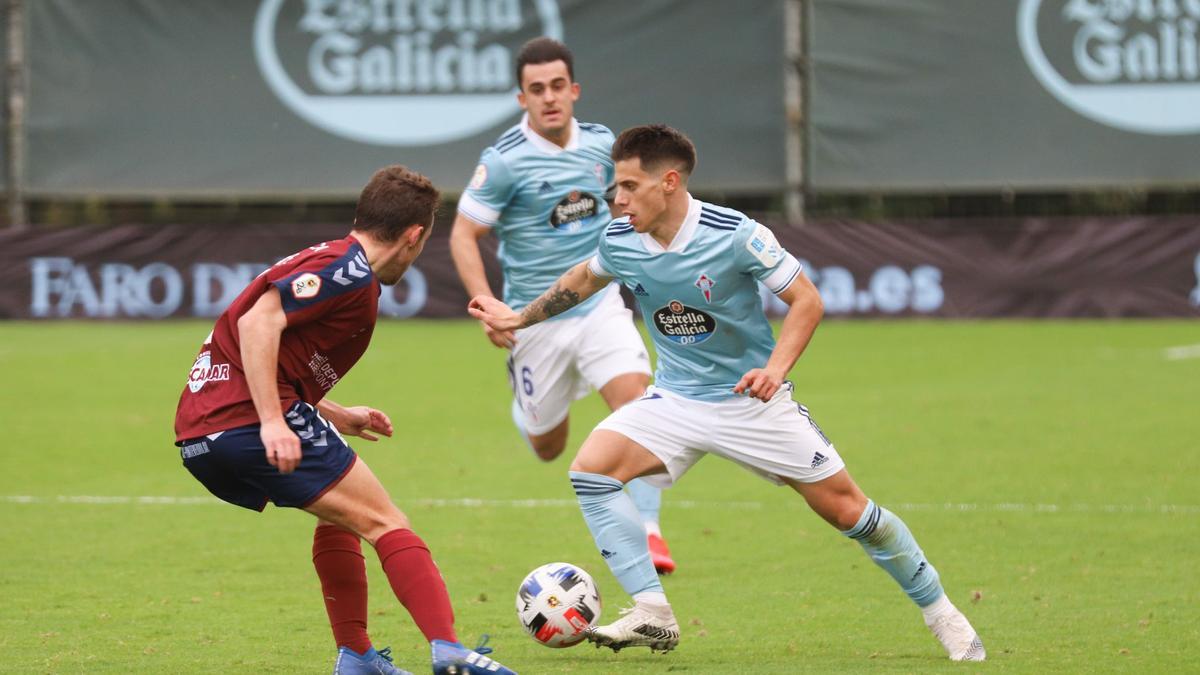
[811,451,829,469]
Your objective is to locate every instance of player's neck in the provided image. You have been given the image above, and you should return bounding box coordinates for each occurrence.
[350,231,395,274]
[529,119,573,149]
[647,196,690,248]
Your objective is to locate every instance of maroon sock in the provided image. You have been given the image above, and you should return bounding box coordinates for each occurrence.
[312,523,372,654]
[374,528,457,643]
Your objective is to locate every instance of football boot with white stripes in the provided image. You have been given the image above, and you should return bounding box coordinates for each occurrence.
[430,637,516,674]
[585,601,680,653]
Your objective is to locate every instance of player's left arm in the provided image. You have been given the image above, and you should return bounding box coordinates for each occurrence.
[734,272,824,402]
[315,399,393,442]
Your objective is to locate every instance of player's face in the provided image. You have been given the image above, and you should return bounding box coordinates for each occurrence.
[376,221,433,285]
[517,60,579,139]
[613,158,669,233]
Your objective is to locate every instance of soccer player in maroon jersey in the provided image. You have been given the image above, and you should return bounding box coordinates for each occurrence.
[174,166,516,675]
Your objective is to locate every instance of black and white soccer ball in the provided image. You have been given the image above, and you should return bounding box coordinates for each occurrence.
[515,562,602,648]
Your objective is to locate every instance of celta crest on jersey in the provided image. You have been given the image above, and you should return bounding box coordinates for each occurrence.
[550,190,600,231]
[187,351,230,393]
[653,300,716,345]
[694,274,716,303]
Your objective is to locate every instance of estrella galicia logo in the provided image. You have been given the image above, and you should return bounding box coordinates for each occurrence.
[254,0,563,146]
[653,300,716,345]
[1018,0,1200,134]
[549,190,599,231]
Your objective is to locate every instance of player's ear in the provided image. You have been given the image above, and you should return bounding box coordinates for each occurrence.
[662,169,680,194]
[406,224,425,247]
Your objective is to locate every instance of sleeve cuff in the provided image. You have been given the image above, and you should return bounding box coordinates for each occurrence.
[587,255,615,279]
[457,192,500,227]
[763,254,803,294]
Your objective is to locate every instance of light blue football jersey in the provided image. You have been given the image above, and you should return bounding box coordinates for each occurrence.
[588,196,804,402]
[458,115,615,319]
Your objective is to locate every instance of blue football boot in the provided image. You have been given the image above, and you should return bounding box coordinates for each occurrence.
[333,645,413,675]
[430,636,517,674]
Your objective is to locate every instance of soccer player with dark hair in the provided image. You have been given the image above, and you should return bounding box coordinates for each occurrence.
[450,37,678,573]
[175,166,516,675]
[470,126,986,662]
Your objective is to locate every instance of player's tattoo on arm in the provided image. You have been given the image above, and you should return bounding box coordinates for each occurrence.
[520,283,581,326]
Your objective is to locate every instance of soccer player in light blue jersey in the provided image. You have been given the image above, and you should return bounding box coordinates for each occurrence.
[469,125,986,662]
[450,38,676,573]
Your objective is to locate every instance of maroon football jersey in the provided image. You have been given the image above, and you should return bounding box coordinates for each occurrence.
[175,236,379,441]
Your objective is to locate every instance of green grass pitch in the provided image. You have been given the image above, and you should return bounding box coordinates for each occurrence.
[0,319,1197,673]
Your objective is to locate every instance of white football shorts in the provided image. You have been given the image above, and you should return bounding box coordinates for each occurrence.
[509,285,651,435]
[595,382,845,488]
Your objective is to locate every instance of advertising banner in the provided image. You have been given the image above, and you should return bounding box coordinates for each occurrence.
[810,0,1200,190]
[2,218,1197,320]
[25,0,785,197]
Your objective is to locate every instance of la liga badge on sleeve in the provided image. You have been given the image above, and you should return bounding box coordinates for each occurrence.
[292,273,322,299]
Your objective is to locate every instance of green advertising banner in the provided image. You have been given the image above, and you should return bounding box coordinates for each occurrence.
[25,0,786,197]
[809,0,1200,191]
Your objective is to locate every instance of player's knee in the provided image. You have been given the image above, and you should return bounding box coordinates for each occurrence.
[358,509,411,544]
[568,453,616,478]
[827,495,870,531]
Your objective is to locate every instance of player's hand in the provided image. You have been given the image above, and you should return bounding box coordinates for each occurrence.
[261,417,302,473]
[733,368,785,403]
[468,296,522,332]
[337,406,393,441]
[481,321,516,349]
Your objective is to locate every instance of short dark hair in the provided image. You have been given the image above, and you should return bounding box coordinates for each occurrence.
[353,165,439,242]
[515,37,574,88]
[612,124,697,177]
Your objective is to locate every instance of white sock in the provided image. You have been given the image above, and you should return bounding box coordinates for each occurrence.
[643,521,662,538]
[633,591,669,607]
[921,593,955,623]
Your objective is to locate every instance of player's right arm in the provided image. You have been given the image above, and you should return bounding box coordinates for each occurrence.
[453,147,519,348]
[449,211,514,348]
[236,287,302,474]
[468,260,608,332]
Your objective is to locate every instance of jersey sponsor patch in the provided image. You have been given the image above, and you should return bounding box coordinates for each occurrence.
[469,163,488,189]
[187,351,230,393]
[549,190,600,230]
[653,300,716,345]
[291,272,322,299]
[746,223,784,268]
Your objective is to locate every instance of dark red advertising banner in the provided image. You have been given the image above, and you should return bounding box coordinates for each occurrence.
[1,218,1198,320]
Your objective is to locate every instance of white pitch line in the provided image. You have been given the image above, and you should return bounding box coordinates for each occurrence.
[1164,343,1200,360]
[2,495,1198,514]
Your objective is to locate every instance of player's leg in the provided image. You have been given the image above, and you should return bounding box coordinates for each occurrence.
[709,388,983,661]
[306,459,518,673]
[598,376,675,574]
[567,390,708,652]
[790,470,985,661]
[582,293,675,572]
[507,323,581,461]
[305,459,453,640]
[569,430,680,652]
[311,519,372,656]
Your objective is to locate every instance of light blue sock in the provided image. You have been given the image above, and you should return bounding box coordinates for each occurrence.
[626,478,662,529]
[842,500,944,607]
[569,471,663,596]
[511,398,535,454]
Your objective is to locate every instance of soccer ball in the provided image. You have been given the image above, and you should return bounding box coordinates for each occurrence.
[515,562,602,648]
